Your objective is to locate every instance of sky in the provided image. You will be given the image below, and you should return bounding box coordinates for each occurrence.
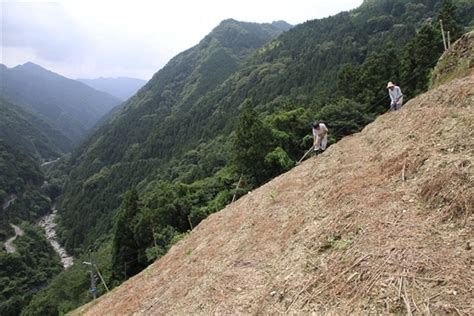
[1,0,363,80]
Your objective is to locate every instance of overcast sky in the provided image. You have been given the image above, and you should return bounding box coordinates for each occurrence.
[1,0,363,80]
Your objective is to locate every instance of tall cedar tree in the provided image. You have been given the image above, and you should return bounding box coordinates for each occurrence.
[438,0,462,42]
[233,99,272,185]
[401,23,443,98]
[112,189,143,281]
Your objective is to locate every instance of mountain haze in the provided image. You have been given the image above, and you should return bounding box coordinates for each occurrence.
[0,62,121,144]
[77,77,147,101]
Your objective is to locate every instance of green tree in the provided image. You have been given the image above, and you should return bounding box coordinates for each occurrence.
[438,0,462,43]
[401,23,443,98]
[112,189,142,281]
[232,99,272,184]
[316,98,372,140]
[264,147,295,176]
[356,44,401,113]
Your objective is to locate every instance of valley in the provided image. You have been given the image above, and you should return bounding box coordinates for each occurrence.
[1,0,473,315]
[38,207,74,269]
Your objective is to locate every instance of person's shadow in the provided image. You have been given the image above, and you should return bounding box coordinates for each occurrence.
[313,148,324,156]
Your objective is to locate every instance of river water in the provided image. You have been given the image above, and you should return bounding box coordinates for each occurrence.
[39,208,74,269]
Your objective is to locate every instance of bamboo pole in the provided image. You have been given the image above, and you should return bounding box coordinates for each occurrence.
[232,173,243,203]
[439,20,447,51]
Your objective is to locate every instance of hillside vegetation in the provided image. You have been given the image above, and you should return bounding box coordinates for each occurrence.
[59,19,293,252]
[0,139,63,314]
[30,0,472,314]
[73,34,473,314]
[0,62,120,144]
[57,0,471,258]
[77,77,147,101]
[0,98,70,160]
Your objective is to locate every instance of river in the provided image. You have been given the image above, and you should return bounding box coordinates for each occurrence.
[38,208,74,269]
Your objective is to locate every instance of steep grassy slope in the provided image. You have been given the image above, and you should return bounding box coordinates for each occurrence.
[431,30,474,86]
[73,56,473,315]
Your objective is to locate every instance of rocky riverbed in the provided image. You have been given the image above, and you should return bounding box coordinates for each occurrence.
[39,208,74,269]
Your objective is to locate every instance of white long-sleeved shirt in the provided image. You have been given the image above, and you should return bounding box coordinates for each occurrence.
[389,86,403,103]
[312,123,328,137]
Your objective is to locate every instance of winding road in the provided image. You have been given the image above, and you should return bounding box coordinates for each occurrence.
[3,194,23,253]
[40,157,61,167]
[2,194,16,210]
[4,224,24,253]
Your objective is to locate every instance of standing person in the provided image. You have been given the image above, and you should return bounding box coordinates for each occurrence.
[312,122,328,153]
[387,81,403,111]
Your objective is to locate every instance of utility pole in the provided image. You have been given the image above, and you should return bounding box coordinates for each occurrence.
[83,250,97,299]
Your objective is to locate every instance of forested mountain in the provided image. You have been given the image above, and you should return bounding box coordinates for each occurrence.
[59,19,293,250]
[58,1,472,253]
[28,1,473,314]
[0,98,74,315]
[77,77,147,101]
[0,62,121,144]
[0,98,71,161]
[0,139,62,315]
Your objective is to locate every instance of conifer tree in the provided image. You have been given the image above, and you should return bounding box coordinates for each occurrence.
[233,99,272,184]
[401,23,443,98]
[438,0,462,43]
[112,189,141,281]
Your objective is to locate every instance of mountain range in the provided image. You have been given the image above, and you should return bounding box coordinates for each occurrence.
[58,19,294,250]
[77,77,147,101]
[2,0,472,314]
[56,1,469,252]
[71,32,474,314]
[0,62,121,145]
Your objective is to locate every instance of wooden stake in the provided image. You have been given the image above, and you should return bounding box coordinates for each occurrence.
[94,264,110,292]
[447,31,451,48]
[187,215,194,230]
[401,159,406,182]
[439,20,447,51]
[232,173,243,203]
[152,227,159,257]
[402,276,413,316]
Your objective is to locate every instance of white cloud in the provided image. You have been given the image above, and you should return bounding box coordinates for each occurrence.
[1,0,363,80]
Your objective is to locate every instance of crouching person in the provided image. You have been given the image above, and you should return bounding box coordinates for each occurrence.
[312,121,328,153]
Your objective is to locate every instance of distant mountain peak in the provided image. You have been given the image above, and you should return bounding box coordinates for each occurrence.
[16,61,48,71]
[0,62,120,143]
[271,20,293,31]
[10,62,59,79]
